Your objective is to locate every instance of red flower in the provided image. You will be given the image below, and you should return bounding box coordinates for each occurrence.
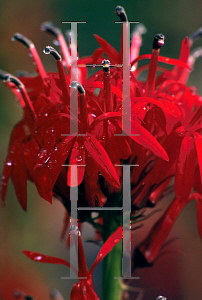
[22,226,122,300]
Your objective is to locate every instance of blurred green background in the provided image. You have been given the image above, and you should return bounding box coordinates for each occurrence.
[1,0,202,299]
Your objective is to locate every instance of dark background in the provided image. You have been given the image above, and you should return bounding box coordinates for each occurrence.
[0,1,202,299]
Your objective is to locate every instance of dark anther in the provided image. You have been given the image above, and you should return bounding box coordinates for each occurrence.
[153,33,165,50]
[70,81,85,94]
[188,28,202,44]
[0,70,10,81]
[12,33,33,48]
[3,75,23,88]
[41,22,61,38]
[24,296,36,300]
[115,6,127,22]
[43,46,61,60]
[102,59,110,72]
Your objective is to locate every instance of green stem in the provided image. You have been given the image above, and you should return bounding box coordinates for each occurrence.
[102,208,123,300]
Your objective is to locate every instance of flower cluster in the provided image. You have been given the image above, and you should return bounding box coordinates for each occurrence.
[1,5,202,300]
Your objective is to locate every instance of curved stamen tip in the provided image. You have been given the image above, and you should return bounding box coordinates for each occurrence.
[153,34,165,50]
[43,46,61,60]
[115,6,127,22]
[133,23,147,36]
[102,59,110,72]
[69,225,80,236]
[3,74,23,88]
[41,22,61,38]
[0,70,10,81]
[188,27,202,44]
[12,33,33,48]
[70,81,85,94]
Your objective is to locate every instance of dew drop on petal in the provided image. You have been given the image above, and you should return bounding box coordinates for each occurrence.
[6,161,12,166]
[113,239,120,244]
[76,155,82,162]
[34,255,42,261]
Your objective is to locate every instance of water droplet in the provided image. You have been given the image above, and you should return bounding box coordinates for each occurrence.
[76,155,82,162]
[107,120,111,125]
[91,113,96,117]
[81,145,84,149]
[44,113,48,117]
[95,74,98,78]
[54,147,58,151]
[34,255,42,261]
[53,160,57,163]
[6,161,12,166]
[69,225,79,235]
[114,239,119,243]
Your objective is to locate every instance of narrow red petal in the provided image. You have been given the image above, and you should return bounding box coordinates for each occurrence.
[174,135,196,203]
[94,34,121,64]
[194,132,202,183]
[89,226,122,275]
[117,120,169,161]
[67,140,85,187]
[11,142,28,211]
[46,135,76,191]
[84,133,120,188]
[22,250,77,274]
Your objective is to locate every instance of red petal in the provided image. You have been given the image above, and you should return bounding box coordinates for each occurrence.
[117,120,169,161]
[138,197,191,264]
[132,96,181,120]
[194,132,202,183]
[24,138,52,202]
[11,141,28,211]
[67,140,85,187]
[77,233,88,277]
[85,81,122,98]
[89,226,122,275]
[22,250,77,274]
[131,54,191,70]
[174,135,196,203]
[84,133,120,188]
[46,135,76,191]
[94,34,121,64]
[197,196,202,240]
[1,139,22,204]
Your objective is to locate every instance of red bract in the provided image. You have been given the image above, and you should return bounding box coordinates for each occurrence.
[22,226,122,300]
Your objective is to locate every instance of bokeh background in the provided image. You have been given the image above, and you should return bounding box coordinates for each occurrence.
[1,0,202,299]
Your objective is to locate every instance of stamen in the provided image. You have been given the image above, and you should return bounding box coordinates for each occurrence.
[41,22,71,70]
[115,6,128,59]
[115,6,128,22]
[102,59,113,112]
[3,74,36,119]
[188,27,202,47]
[12,33,47,86]
[70,81,88,133]
[131,24,147,71]
[145,34,164,97]
[44,46,69,105]
[0,70,25,107]
[179,47,202,84]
